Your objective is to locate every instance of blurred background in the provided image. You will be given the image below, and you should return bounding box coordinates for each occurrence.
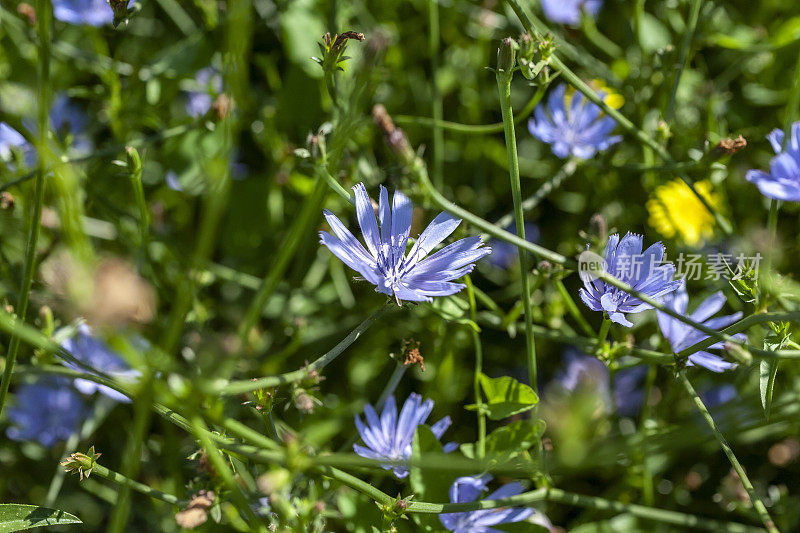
[1,0,800,531]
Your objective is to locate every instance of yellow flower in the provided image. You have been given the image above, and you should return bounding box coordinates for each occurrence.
[647,179,721,246]
[564,79,625,110]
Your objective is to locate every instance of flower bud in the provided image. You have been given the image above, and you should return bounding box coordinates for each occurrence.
[497,37,518,74]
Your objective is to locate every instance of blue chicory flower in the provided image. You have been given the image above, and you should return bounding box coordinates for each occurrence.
[61,324,141,403]
[439,475,540,532]
[488,221,540,269]
[50,94,93,156]
[745,121,800,202]
[701,384,737,409]
[52,0,122,26]
[354,393,455,478]
[320,183,491,303]
[6,377,85,447]
[541,0,602,25]
[657,284,744,372]
[555,349,646,416]
[579,232,681,327]
[528,84,621,159]
[0,122,34,167]
[186,68,223,118]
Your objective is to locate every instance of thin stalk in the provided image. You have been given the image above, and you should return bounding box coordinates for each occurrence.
[597,316,612,348]
[488,158,578,235]
[505,0,733,236]
[639,365,657,506]
[107,373,155,533]
[238,177,328,344]
[465,276,486,458]
[496,57,537,390]
[222,304,392,395]
[554,278,595,337]
[78,461,187,507]
[395,85,545,134]
[580,13,623,58]
[0,0,51,418]
[126,147,149,270]
[428,0,443,189]
[189,415,268,532]
[666,0,703,122]
[678,372,779,533]
[376,361,407,409]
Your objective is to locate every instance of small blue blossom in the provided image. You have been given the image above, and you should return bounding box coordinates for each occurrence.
[50,94,93,156]
[701,384,737,409]
[488,221,540,269]
[0,122,34,167]
[746,122,800,202]
[439,475,541,532]
[657,284,744,372]
[555,349,645,416]
[52,0,122,26]
[320,183,491,303]
[529,84,621,159]
[354,393,455,478]
[579,232,681,327]
[61,325,141,403]
[541,0,602,25]
[6,377,85,447]
[186,68,223,118]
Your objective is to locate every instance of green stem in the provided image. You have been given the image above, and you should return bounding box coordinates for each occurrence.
[394,84,546,134]
[678,372,779,533]
[126,147,150,270]
[238,177,328,344]
[107,374,155,533]
[190,415,267,532]
[376,360,407,409]
[0,0,51,419]
[428,0,443,189]
[665,0,703,122]
[81,461,187,507]
[465,276,486,458]
[505,0,733,237]
[223,304,392,395]
[496,58,537,391]
[597,316,612,349]
[580,12,623,58]
[639,365,657,506]
[554,278,596,337]
[489,158,578,235]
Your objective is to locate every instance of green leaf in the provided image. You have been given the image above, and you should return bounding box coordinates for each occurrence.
[427,296,480,332]
[761,326,789,419]
[0,504,81,533]
[470,373,538,420]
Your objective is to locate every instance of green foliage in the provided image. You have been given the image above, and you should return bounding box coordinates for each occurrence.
[0,504,81,533]
[467,373,539,420]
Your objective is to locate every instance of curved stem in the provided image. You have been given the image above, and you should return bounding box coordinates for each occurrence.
[223,304,392,395]
[0,0,51,419]
[497,62,537,391]
[678,373,779,533]
[465,276,486,458]
[394,85,546,134]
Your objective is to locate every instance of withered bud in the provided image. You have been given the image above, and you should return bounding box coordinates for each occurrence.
[17,3,35,24]
[294,390,316,413]
[212,94,234,120]
[175,491,215,529]
[712,135,747,156]
[401,339,425,371]
[590,213,608,240]
[373,104,414,163]
[1,192,15,211]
